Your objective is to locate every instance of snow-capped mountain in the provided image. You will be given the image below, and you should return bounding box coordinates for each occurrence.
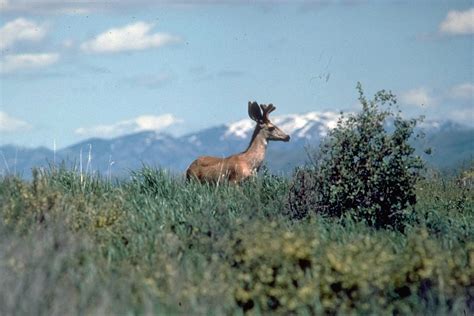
[1,112,473,178]
[222,112,341,140]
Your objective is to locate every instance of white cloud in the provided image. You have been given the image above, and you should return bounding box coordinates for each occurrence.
[439,7,474,35]
[0,53,60,73]
[75,114,182,138]
[0,0,9,10]
[0,18,48,50]
[448,108,474,127]
[448,83,474,100]
[0,111,31,132]
[400,88,435,107]
[81,22,180,54]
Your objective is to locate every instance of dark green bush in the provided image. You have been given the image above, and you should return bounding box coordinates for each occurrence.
[288,83,424,229]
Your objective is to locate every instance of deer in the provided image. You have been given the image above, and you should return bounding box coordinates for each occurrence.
[186,101,290,183]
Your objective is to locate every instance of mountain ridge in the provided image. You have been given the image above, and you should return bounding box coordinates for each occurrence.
[1,112,473,178]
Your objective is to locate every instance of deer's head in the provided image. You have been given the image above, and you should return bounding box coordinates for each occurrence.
[248,101,290,142]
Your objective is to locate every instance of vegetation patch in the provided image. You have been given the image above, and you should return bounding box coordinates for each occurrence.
[0,165,472,314]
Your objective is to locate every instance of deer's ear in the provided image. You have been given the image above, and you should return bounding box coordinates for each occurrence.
[248,101,263,122]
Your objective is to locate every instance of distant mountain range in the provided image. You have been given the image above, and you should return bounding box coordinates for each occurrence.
[1,112,473,178]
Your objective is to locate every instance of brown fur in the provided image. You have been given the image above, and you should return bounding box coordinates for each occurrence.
[186,101,290,184]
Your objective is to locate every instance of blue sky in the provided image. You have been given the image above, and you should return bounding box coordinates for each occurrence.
[0,0,473,149]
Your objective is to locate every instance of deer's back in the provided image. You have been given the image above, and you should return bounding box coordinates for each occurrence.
[186,155,251,183]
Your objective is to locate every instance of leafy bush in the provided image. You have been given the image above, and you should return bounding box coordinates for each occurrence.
[289,83,424,229]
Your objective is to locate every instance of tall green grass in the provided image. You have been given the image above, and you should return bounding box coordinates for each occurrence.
[0,166,472,315]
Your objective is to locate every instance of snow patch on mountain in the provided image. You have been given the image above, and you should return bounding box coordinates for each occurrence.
[223,111,342,140]
[187,135,202,146]
[224,119,254,139]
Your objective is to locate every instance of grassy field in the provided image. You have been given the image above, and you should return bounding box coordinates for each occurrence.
[0,166,472,315]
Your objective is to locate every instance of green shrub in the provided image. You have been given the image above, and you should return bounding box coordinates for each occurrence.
[288,83,424,229]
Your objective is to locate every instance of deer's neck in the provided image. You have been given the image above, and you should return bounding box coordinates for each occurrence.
[242,127,267,171]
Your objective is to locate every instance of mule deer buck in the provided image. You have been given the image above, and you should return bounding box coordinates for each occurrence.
[186,101,290,183]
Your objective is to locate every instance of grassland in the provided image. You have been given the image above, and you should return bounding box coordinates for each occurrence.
[0,166,472,315]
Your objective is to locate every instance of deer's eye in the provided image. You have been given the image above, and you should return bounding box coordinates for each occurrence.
[268,126,275,131]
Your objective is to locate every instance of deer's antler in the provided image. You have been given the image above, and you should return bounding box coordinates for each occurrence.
[260,103,276,123]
